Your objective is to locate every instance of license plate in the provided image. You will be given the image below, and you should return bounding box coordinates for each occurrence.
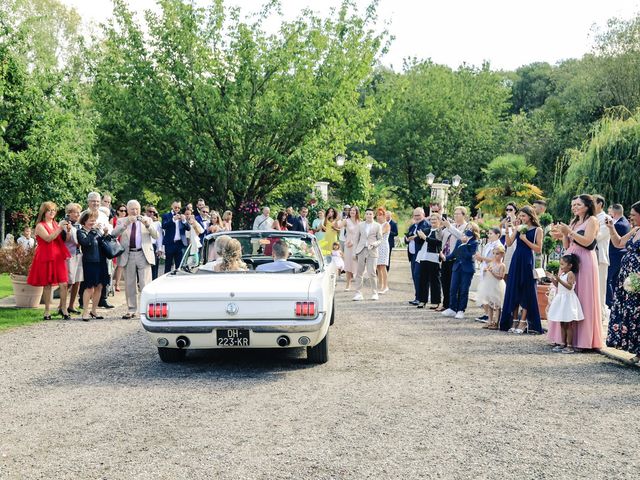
[216,328,250,347]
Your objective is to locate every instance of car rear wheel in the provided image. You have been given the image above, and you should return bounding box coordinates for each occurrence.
[306,332,328,364]
[157,347,187,363]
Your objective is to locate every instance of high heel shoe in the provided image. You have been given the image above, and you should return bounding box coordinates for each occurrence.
[90,312,104,320]
[57,308,71,320]
[514,320,528,335]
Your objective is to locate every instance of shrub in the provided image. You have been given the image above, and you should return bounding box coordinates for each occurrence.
[0,246,36,276]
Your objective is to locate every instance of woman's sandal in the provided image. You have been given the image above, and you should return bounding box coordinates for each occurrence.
[561,346,575,354]
[514,320,528,335]
[90,312,104,320]
[43,314,52,321]
[629,356,640,364]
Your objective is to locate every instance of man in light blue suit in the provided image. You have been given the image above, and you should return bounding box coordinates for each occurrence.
[256,240,302,272]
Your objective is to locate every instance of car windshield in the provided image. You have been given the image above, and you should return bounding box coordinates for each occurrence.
[179,231,324,273]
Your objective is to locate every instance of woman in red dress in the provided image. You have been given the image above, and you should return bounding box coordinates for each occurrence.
[27,202,71,320]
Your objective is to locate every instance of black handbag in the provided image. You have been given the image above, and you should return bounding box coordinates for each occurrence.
[575,230,597,250]
[99,234,125,259]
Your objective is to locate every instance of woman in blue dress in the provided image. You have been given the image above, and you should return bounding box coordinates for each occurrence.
[605,201,640,363]
[499,206,544,334]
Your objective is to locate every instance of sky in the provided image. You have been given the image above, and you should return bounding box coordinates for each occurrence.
[60,0,640,71]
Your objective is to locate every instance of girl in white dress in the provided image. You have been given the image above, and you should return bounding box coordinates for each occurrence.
[331,242,345,274]
[547,254,584,354]
[476,245,507,329]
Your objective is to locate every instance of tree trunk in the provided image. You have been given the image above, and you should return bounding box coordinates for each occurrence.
[0,204,5,246]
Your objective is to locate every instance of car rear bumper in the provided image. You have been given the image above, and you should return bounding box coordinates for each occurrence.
[141,313,329,348]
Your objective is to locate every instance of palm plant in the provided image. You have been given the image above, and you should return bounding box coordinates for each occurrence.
[476,154,544,216]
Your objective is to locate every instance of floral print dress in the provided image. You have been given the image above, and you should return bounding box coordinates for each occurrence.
[606,235,640,354]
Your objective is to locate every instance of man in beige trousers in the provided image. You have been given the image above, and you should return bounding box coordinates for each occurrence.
[113,200,158,319]
[352,208,383,301]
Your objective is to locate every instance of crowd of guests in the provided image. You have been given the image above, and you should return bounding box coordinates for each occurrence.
[253,204,398,300]
[401,196,640,363]
[6,190,640,363]
[15,194,237,321]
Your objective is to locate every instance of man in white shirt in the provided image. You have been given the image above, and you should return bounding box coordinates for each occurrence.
[593,194,612,321]
[253,207,274,231]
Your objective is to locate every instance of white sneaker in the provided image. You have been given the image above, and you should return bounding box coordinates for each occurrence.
[441,308,456,317]
[454,311,465,319]
[352,292,364,301]
[371,293,379,301]
[379,287,389,294]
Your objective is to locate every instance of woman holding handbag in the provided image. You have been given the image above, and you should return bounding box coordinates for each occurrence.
[77,211,109,321]
[416,213,443,309]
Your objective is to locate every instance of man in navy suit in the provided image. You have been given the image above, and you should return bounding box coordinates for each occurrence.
[162,201,191,273]
[288,206,309,232]
[404,207,429,305]
[607,203,631,307]
[386,211,398,271]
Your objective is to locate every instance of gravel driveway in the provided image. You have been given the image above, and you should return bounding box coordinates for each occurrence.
[1,252,638,479]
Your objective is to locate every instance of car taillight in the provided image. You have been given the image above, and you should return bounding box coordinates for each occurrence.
[147,302,168,319]
[295,301,316,317]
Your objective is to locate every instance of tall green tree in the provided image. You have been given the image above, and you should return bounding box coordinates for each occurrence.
[91,0,388,218]
[552,113,640,218]
[476,154,543,215]
[0,1,95,238]
[369,60,510,208]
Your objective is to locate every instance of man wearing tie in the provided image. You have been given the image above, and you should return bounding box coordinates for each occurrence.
[113,200,158,319]
[289,206,309,232]
[162,201,191,273]
[352,208,383,301]
[404,208,429,305]
[607,203,631,308]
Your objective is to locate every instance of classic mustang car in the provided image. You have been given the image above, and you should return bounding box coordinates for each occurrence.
[140,230,337,364]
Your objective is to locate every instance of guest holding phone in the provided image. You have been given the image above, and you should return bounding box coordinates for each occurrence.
[27,202,71,320]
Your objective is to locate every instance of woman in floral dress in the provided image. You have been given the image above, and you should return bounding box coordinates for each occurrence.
[605,201,640,363]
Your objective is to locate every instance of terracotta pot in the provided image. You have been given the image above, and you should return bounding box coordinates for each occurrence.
[537,283,552,320]
[10,274,44,308]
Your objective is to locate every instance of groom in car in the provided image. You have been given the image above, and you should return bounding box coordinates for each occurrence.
[256,240,302,272]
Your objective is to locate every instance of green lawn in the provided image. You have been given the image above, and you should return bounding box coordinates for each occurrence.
[0,307,44,331]
[0,274,12,299]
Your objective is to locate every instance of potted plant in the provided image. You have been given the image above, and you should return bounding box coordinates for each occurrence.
[0,245,42,308]
[537,260,560,320]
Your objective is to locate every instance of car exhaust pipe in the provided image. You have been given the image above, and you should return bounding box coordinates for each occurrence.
[176,336,190,349]
[276,335,290,347]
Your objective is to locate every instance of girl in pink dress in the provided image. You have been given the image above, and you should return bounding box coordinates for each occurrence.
[550,194,603,350]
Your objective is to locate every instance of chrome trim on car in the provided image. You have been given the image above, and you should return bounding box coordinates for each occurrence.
[142,313,327,334]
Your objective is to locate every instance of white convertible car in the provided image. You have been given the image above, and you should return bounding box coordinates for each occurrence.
[140,231,337,364]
